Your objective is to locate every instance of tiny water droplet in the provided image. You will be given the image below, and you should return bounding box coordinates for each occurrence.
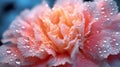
[101,7,105,10]
[21,26,25,29]
[95,44,98,47]
[101,11,105,14]
[95,18,99,20]
[103,50,107,53]
[110,12,113,15]
[103,40,107,43]
[26,45,30,48]
[107,18,110,21]
[99,51,102,53]
[29,50,33,52]
[10,58,13,61]
[6,49,12,54]
[102,44,105,47]
[98,48,101,50]
[15,59,21,65]
[15,30,20,33]
[40,49,44,52]
[113,39,116,41]
[24,37,30,42]
[96,31,100,34]
[110,2,113,5]
[115,43,119,46]
[104,15,107,18]
[115,32,120,35]
[104,0,108,1]
[100,54,104,57]
[112,8,115,11]
[23,45,26,48]
[87,5,90,7]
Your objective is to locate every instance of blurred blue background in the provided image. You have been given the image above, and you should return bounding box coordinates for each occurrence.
[0,0,120,45]
[0,0,56,45]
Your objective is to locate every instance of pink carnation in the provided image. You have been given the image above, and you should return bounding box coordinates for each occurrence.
[0,0,120,67]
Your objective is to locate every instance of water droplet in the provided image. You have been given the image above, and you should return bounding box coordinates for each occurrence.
[104,0,108,1]
[95,18,99,20]
[23,45,26,48]
[95,44,98,47]
[21,26,25,29]
[115,43,119,46]
[102,44,105,47]
[101,7,105,10]
[29,50,33,52]
[15,59,21,65]
[26,45,30,48]
[110,2,113,5]
[15,30,20,33]
[10,58,13,61]
[6,49,12,54]
[87,5,90,7]
[23,45,30,49]
[98,48,101,50]
[101,11,105,14]
[103,40,107,43]
[115,32,120,35]
[110,12,113,15]
[14,54,17,57]
[96,31,100,33]
[103,50,107,53]
[112,8,115,11]
[40,49,44,52]
[100,54,104,57]
[104,15,107,18]
[113,39,116,41]
[24,37,30,43]
[99,51,102,53]
[106,18,110,21]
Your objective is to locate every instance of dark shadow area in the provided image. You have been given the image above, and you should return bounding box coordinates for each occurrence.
[3,2,15,13]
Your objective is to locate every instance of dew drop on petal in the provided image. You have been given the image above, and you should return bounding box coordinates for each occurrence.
[15,59,21,65]
[101,7,105,10]
[99,51,102,53]
[115,43,119,46]
[10,58,13,62]
[112,39,116,41]
[21,26,25,29]
[95,17,99,21]
[6,49,12,54]
[110,12,113,15]
[101,11,105,14]
[15,30,20,33]
[115,32,120,35]
[103,40,107,43]
[106,18,110,21]
[103,50,107,53]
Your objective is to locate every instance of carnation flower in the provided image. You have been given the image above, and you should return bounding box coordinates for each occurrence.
[0,0,120,67]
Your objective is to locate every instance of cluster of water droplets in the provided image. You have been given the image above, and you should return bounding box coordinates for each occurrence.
[2,47,21,66]
[98,0,118,26]
[0,0,120,66]
[94,31,120,59]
